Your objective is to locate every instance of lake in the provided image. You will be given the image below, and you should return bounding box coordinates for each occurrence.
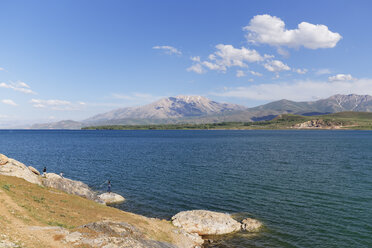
[1,130,371,248]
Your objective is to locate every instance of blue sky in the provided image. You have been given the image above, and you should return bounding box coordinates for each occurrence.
[1,0,372,126]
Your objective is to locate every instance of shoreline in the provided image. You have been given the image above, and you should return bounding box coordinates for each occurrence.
[0,154,262,248]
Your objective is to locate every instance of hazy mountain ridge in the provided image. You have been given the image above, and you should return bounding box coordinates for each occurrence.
[84,95,246,124]
[30,120,83,129]
[29,94,372,129]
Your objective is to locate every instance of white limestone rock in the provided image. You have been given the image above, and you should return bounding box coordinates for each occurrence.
[98,192,125,205]
[241,218,263,232]
[42,173,104,204]
[172,210,241,235]
[0,155,42,185]
[0,154,9,165]
[28,166,40,175]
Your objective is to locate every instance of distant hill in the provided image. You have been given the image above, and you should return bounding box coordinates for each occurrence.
[29,94,372,129]
[248,94,372,115]
[84,95,246,125]
[30,120,83,130]
[83,112,372,130]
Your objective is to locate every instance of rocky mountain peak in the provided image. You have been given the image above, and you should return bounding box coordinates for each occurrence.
[84,95,246,123]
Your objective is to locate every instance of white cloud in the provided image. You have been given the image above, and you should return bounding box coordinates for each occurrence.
[277,47,290,57]
[190,56,201,62]
[250,70,263,77]
[244,14,342,49]
[211,78,372,101]
[188,44,264,74]
[236,70,246,77]
[0,68,5,71]
[187,63,205,74]
[316,68,332,75]
[30,99,85,110]
[328,74,354,81]
[31,99,71,108]
[1,99,17,106]
[0,81,36,94]
[206,44,263,71]
[264,60,290,72]
[295,68,308,74]
[153,45,182,55]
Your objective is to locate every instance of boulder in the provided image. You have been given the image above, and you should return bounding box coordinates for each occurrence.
[28,166,40,175]
[0,154,9,165]
[0,157,42,185]
[42,173,104,204]
[241,218,262,232]
[172,210,241,235]
[98,192,125,205]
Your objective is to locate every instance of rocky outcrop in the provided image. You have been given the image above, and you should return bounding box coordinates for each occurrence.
[64,221,178,248]
[0,154,9,165]
[98,192,125,204]
[0,155,42,185]
[241,218,262,232]
[294,119,342,129]
[42,173,104,204]
[28,166,40,175]
[172,210,241,235]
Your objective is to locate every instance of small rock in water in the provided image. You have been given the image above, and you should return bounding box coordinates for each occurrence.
[241,218,262,232]
[171,210,241,235]
[98,192,125,205]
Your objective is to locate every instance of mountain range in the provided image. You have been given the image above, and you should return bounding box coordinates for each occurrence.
[30,94,372,129]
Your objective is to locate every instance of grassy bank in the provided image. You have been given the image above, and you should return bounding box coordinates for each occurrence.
[0,175,186,248]
[82,112,372,130]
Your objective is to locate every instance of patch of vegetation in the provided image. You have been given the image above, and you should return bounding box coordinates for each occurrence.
[82,111,372,130]
[2,184,11,191]
[32,195,45,203]
[47,221,73,229]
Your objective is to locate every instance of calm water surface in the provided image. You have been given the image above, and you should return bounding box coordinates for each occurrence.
[1,130,371,248]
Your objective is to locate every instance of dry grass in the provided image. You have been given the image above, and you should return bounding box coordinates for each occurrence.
[0,175,178,245]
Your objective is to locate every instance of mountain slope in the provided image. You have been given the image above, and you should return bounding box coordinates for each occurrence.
[84,95,247,124]
[28,94,372,129]
[30,120,83,130]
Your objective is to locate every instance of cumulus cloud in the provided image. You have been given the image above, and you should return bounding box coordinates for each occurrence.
[187,63,205,74]
[236,70,246,77]
[190,56,201,62]
[205,44,263,71]
[188,44,264,74]
[295,68,308,74]
[244,14,342,49]
[30,99,85,110]
[0,81,36,94]
[264,60,290,72]
[250,70,263,77]
[153,45,182,55]
[1,99,17,106]
[212,78,372,101]
[316,68,332,75]
[328,74,354,81]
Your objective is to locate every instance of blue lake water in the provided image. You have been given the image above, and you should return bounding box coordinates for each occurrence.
[1,130,372,248]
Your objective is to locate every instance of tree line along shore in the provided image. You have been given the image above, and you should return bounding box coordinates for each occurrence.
[82,112,372,130]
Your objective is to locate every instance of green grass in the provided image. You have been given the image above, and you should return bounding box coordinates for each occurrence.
[82,111,372,130]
